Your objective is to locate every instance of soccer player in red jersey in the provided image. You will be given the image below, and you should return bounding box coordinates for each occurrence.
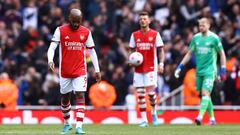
[129,11,165,127]
[47,9,101,134]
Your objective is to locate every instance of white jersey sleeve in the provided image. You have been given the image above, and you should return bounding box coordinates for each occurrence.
[52,27,60,42]
[48,27,60,63]
[155,33,164,47]
[86,32,95,48]
[89,48,100,72]
[47,41,58,63]
[129,34,136,48]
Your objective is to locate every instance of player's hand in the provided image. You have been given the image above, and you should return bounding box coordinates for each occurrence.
[48,62,55,72]
[127,61,137,67]
[174,69,181,78]
[158,63,164,74]
[95,72,101,83]
[220,66,226,81]
[174,64,183,78]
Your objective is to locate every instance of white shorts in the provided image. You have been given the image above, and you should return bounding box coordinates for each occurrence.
[60,75,87,94]
[133,71,157,88]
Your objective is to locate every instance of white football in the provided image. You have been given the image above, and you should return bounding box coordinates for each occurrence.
[129,52,143,66]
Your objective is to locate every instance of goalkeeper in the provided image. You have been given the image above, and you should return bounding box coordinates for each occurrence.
[174,17,226,125]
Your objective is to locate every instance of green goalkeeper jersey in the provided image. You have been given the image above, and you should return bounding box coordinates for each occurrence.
[189,31,223,76]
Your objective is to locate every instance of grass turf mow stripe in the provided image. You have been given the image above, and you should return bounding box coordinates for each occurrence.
[0,124,239,135]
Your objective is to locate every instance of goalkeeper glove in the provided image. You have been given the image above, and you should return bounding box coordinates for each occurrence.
[175,64,183,78]
[220,66,226,81]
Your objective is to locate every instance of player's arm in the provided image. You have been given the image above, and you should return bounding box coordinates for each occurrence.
[128,33,137,67]
[213,36,227,81]
[47,27,60,72]
[158,47,164,64]
[157,47,164,74]
[175,40,194,79]
[219,50,227,81]
[47,42,58,71]
[175,35,196,78]
[179,50,193,66]
[219,50,226,68]
[156,33,165,74]
[89,48,101,82]
[86,31,101,82]
[217,39,227,81]
[174,50,193,78]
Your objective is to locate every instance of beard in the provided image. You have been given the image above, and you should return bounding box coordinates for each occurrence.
[70,24,80,30]
[140,24,147,29]
[200,28,206,33]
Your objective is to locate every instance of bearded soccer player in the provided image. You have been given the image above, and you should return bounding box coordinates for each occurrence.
[129,11,165,127]
[174,17,226,125]
[47,9,101,134]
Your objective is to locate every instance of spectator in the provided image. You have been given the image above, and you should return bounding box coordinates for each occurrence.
[40,71,60,105]
[22,0,38,30]
[179,0,207,27]
[0,72,18,110]
[23,67,43,105]
[89,81,116,109]
[125,85,137,111]
[183,68,200,105]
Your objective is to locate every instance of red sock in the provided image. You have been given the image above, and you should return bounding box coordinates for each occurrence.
[61,101,71,125]
[75,95,85,128]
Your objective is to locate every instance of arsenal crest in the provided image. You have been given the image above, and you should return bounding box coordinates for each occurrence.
[80,35,85,40]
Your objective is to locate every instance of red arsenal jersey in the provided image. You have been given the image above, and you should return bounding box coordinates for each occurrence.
[52,24,95,78]
[129,29,164,73]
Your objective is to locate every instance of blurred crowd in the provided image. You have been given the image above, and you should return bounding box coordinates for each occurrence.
[0,0,240,109]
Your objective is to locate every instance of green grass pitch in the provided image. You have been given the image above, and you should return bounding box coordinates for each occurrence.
[0,124,239,135]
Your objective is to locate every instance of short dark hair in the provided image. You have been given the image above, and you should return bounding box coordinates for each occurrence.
[139,11,149,17]
[198,17,210,25]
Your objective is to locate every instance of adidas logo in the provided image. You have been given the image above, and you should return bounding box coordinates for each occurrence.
[65,36,69,39]
[149,37,153,41]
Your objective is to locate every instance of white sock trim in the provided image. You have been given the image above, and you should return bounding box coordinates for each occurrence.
[76,122,83,128]
[197,115,203,120]
[140,111,148,123]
